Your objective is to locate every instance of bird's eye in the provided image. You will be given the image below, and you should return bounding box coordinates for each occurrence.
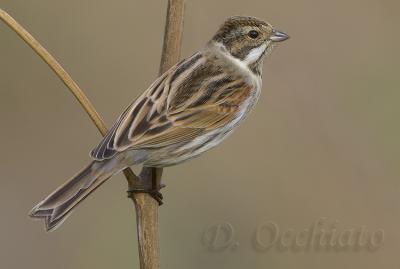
[248,30,259,39]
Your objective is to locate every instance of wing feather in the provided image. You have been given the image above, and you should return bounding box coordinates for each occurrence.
[90,52,253,161]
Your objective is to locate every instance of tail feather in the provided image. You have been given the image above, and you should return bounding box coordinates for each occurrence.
[30,160,116,231]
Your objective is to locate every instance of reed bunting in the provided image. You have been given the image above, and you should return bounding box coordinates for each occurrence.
[30,16,289,231]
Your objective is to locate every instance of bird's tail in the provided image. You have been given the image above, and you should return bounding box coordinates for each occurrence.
[29,160,121,231]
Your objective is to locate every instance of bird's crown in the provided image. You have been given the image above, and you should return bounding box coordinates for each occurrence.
[210,16,289,73]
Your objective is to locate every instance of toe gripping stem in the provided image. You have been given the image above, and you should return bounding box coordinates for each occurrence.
[127,167,165,205]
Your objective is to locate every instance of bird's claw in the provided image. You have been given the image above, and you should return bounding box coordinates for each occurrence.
[127,184,165,205]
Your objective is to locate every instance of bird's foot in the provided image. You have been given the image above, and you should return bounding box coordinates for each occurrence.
[127,182,166,205]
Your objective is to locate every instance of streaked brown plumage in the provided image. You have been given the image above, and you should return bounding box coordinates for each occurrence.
[30,16,289,231]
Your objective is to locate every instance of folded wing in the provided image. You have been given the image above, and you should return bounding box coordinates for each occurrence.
[91,52,253,161]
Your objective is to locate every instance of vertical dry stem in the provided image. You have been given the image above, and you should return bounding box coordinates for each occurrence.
[132,1,185,269]
[1,1,185,268]
[159,0,185,74]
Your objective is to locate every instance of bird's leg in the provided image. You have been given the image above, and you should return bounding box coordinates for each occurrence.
[127,167,165,205]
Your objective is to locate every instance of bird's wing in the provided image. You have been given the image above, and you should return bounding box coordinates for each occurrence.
[91,52,253,161]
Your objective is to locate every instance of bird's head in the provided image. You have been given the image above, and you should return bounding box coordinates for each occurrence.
[211,16,289,72]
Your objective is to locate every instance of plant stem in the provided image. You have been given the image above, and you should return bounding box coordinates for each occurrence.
[0,8,140,187]
[131,1,185,268]
[0,9,107,135]
[1,1,185,267]
[159,0,185,74]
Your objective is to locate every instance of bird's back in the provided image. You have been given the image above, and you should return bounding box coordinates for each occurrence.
[91,48,261,167]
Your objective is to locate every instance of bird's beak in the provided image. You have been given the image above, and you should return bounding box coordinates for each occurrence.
[270,29,290,42]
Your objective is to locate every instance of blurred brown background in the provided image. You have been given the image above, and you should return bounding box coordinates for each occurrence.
[1,0,399,268]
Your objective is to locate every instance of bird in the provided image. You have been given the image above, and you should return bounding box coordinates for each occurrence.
[29,16,289,231]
